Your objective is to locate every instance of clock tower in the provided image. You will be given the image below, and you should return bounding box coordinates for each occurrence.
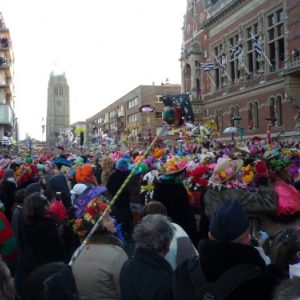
[46,72,70,148]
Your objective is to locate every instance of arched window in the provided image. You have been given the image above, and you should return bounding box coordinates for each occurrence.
[270,97,275,120]
[253,101,259,129]
[216,110,223,133]
[248,103,254,129]
[276,96,282,126]
[233,105,240,127]
[230,107,235,126]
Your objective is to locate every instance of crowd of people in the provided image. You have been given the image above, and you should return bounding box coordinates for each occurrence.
[0,138,300,299]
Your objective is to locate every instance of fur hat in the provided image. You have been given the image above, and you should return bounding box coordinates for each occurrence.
[209,198,250,242]
[209,158,243,185]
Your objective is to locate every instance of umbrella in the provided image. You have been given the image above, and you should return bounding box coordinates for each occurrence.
[164,140,173,146]
[252,136,262,142]
[223,127,238,134]
[74,128,86,134]
[184,123,195,128]
[231,116,242,121]
[204,120,217,130]
[92,133,101,138]
[203,124,215,134]
[139,105,155,113]
[191,126,211,137]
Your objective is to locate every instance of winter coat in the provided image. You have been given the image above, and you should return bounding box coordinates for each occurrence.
[72,234,127,300]
[165,223,198,270]
[173,239,283,300]
[120,248,174,300]
[107,170,132,234]
[1,179,17,222]
[153,178,198,246]
[20,213,68,276]
[49,174,72,208]
[203,184,284,235]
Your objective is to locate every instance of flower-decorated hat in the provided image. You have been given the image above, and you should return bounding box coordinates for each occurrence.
[73,199,108,237]
[209,158,243,185]
[161,156,191,175]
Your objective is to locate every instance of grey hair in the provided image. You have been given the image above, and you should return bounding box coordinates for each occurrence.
[272,277,300,300]
[133,214,174,253]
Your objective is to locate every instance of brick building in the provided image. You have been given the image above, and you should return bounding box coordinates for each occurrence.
[181,0,300,141]
[86,84,181,147]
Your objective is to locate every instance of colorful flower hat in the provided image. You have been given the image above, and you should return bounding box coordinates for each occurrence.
[73,199,108,237]
[209,158,243,185]
[161,156,191,175]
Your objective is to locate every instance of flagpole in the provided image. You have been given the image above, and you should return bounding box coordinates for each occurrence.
[213,54,233,82]
[205,72,217,87]
[249,32,273,68]
[229,44,251,75]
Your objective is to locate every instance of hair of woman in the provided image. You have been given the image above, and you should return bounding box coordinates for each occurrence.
[23,192,48,223]
[21,262,79,300]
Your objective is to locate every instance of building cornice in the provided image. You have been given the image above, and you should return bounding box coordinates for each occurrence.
[200,0,248,30]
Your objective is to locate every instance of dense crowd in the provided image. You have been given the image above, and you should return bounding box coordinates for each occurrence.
[0,139,300,299]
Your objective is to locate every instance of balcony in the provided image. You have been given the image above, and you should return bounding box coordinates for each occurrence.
[0,79,13,94]
[0,104,13,125]
[117,125,125,131]
[282,56,300,75]
[117,111,124,117]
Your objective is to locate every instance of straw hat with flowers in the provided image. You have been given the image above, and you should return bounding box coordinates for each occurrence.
[161,156,192,176]
[209,158,243,185]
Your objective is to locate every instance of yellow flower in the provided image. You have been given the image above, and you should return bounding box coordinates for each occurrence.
[83,213,92,221]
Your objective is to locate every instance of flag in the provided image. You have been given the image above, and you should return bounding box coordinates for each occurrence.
[250,32,263,55]
[200,62,214,71]
[214,55,224,69]
[41,116,45,133]
[234,47,242,56]
[229,45,235,56]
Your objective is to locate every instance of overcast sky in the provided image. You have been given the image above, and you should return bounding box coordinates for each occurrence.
[1,0,186,140]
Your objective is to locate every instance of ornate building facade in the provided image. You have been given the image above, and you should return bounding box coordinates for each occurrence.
[46,72,70,148]
[181,0,300,141]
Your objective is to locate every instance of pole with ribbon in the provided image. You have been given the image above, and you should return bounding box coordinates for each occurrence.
[69,123,170,266]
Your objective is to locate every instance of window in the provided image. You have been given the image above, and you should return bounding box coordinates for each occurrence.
[216,110,223,133]
[155,112,163,119]
[213,45,224,90]
[132,128,139,136]
[267,9,285,71]
[270,96,282,126]
[109,110,117,119]
[54,87,58,96]
[155,95,163,103]
[127,97,138,109]
[246,25,260,74]
[59,87,64,96]
[127,113,139,123]
[230,107,235,126]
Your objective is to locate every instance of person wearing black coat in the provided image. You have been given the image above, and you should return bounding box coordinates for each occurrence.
[152,169,198,247]
[173,199,283,300]
[106,159,132,237]
[19,192,72,282]
[120,214,174,300]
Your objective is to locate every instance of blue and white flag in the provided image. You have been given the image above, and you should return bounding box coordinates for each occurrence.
[200,62,214,71]
[234,47,242,56]
[214,55,224,69]
[250,32,263,55]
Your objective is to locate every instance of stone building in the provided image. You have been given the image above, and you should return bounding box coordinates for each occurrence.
[46,72,70,148]
[86,84,181,147]
[0,13,17,143]
[181,0,300,141]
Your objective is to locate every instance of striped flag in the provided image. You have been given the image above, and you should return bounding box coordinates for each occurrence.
[250,32,263,55]
[229,45,235,56]
[234,47,242,56]
[214,55,224,69]
[200,62,214,71]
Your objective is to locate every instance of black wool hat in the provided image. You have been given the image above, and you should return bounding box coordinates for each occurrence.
[209,198,250,242]
[25,183,41,197]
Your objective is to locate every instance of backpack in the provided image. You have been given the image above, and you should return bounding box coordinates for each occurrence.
[188,256,261,300]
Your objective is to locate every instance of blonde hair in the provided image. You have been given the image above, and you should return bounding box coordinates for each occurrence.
[101,156,114,173]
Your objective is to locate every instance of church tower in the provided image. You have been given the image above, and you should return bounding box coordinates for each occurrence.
[46,72,70,148]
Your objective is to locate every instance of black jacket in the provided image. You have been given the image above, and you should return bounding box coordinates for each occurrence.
[153,178,198,246]
[120,249,174,300]
[173,239,282,300]
[20,214,68,275]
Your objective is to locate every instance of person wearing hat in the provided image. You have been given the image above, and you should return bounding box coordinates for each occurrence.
[173,198,283,300]
[70,183,88,204]
[203,157,278,236]
[152,156,198,247]
[106,159,132,238]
